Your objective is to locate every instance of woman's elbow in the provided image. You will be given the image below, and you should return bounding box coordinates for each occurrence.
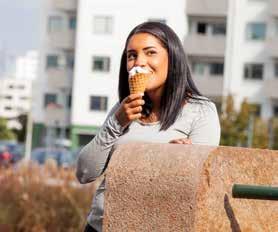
[76,167,98,184]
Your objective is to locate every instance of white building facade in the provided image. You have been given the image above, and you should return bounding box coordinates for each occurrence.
[15,50,39,81]
[71,0,187,147]
[35,0,186,148]
[185,0,278,119]
[0,78,32,121]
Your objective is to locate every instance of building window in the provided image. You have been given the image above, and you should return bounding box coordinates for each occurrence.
[69,16,76,30]
[44,93,57,107]
[90,96,108,111]
[66,56,74,69]
[210,63,224,75]
[93,16,113,34]
[275,63,278,77]
[246,23,266,40]
[244,63,264,80]
[212,23,226,35]
[148,18,167,24]
[92,56,110,72]
[273,106,278,117]
[192,62,206,75]
[46,55,59,68]
[4,106,12,111]
[4,95,12,100]
[48,16,63,32]
[67,95,72,108]
[197,22,207,34]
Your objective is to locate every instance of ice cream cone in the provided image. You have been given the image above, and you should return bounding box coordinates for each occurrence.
[129,73,150,94]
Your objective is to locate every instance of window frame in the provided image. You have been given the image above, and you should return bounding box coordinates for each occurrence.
[92,56,110,72]
[244,63,264,80]
[89,96,108,111]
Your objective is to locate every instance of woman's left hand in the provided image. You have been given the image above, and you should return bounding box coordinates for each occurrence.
[169,138,192,144]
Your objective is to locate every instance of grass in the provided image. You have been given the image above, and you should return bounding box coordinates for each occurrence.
[0,161,98,232]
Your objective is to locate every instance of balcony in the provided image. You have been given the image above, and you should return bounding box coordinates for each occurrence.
[263,78,278,99]
[45,105,70,127]
[51,0,77,12]
[48,30,75,50]
[267,37,278,58]
[193,75,224,97]
[184,34,226,57]
[186,0,228,18]
[270,0,278,17]
[46,68,73,89]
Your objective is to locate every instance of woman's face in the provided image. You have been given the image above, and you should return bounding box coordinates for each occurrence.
[126,33,169,93]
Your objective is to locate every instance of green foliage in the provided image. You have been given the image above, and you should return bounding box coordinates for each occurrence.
[0,117,15,140]
[12,114,28,142]
[220,95,270,149]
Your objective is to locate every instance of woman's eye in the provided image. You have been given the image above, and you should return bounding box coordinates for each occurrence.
[147,50,157,56]
[127,53,136,60]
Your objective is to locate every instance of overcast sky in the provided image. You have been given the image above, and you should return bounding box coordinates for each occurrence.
[0,0,41,55]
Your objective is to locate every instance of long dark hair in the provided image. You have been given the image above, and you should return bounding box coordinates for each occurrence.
[118,21,203,130]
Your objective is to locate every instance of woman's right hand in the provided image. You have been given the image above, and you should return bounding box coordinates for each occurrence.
[115,93,145,128]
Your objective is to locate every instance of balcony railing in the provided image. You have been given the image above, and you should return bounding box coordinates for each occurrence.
[270,0,278,17]
[45,106,70,127]
[186,0,228,17]
[263,78,278,99]
[184,34,226,57]
[48,30,75,50]
[51,0,77,12]
[46,68,73,89]
[193,74,224,97]
[267,37,278,58]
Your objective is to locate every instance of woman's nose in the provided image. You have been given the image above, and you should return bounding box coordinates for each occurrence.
[134,54,147,67]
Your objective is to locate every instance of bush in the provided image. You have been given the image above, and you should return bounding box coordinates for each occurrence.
[0,164,98,232]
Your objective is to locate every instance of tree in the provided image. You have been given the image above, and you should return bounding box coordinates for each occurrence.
[220,95,269,149]
[220,95,238,146]
[12,114,27,142]
[0,117,15,140]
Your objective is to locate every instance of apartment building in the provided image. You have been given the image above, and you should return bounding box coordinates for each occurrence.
[185,0,278,119]
[35,0,186,148]
[185,0,227,112]
[15,50,39,81]
[0,78,32,121]
[33,0,77,147]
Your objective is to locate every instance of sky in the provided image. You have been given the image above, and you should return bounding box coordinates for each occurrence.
[0,0,41,55]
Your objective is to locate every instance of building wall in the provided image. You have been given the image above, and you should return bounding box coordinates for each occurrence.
[0,78,32,118]
[72,0,187,130]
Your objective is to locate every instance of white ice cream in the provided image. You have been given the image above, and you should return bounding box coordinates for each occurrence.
[128,66,150,78]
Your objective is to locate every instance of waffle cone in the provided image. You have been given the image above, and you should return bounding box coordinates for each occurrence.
[128,73,150,94]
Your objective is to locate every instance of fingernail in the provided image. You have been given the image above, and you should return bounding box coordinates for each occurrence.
[140,93,144,96]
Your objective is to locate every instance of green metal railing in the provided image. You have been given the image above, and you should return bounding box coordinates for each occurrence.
[232,184,278,200]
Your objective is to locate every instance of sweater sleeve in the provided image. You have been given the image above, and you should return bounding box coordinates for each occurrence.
[76,102,125,184]
[189,101,221,146]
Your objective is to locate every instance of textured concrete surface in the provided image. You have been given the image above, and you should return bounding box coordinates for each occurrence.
[103,143,278,232]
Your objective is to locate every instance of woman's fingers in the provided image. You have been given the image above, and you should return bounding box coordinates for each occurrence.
[124,93,144,103]
[169,138,192,144]
[115,93,145,127]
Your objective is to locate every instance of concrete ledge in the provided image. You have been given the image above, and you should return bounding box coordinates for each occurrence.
[103,143,278,231]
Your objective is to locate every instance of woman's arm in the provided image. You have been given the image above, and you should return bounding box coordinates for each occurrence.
[76,103,124,184]
[76,93,145,184]
[189,101,221,146]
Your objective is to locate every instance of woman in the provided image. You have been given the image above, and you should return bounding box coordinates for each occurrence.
[77,21,220,232]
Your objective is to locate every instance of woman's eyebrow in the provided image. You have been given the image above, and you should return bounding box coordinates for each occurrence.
[143,46,156,51]
[127,46,157,53]
[126,49,136,53]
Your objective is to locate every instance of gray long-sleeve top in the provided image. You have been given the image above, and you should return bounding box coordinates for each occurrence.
[76,98,221,231]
